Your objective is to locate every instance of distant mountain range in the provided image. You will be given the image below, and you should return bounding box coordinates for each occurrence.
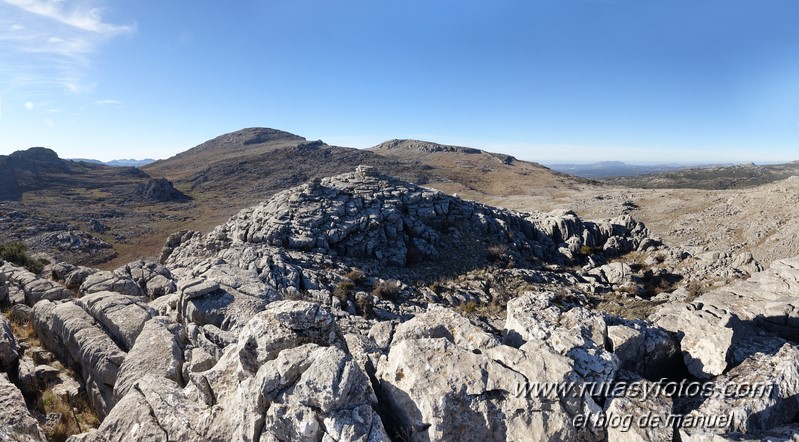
[544,161,739,179]
[603,161,799,189]
[70,158,156,167]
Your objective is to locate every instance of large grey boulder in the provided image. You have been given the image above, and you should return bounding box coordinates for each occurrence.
[0,373,46,442]
[113,316,185,403]
[378,337,582,441]
[68,375,207,442]
[652,301,734,380]
[194,300,386,441]
[606,318,682,381]
[391,306,501,351]
[115,260,176,299]
[79,270,143,297]
[177,277,268,331]
[63,266,98,291]
[0,262,72,305]
[377,307,601,441]
[75,291,155,351]
[686,257,799,341]
[79,300,389,441]
[504,291,618,384]
[680,343,799,439]
[603,371,673,442]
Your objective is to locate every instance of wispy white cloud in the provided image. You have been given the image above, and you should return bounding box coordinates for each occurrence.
[0,0,135,95]
[95,98,121,106]
[3,0,135,35]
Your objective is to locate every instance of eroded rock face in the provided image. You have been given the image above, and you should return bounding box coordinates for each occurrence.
[133,177,186,202]
[18,170,795,442]
[77,300,389,442]
[0,373,46,442]
[504,291,618,384]
[165,170,656,273]
[1,262,72,305]
[112,317,185,403]
[651,256,799,381]
[115,260,177,299]
[79,270,143,297]
[680,343,799,439]
[0,315,19,372]
[32,300,126,417]
[652,302,733,379]
[375,306,604,442]
[606,318,681,381]
[69,375,206,442]
[74,291,155,351]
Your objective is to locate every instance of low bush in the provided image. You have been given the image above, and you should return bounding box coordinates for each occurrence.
[345,269,365,284]
[371,279,401,301]
[333,280,355,302]
[0,242,45,274]
[486,244,509,263]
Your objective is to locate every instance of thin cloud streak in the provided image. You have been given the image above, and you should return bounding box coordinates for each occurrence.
[0,0,134,95]
[3,0,135,35]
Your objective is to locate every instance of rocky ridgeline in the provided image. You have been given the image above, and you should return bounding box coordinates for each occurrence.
[0,168,798,441]
[165,165,655,269]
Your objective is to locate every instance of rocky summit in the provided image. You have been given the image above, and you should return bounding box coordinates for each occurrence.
[1,167,798,441]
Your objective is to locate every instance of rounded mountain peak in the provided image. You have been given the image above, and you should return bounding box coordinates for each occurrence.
[202,127,305,148]
[8,147,61,162]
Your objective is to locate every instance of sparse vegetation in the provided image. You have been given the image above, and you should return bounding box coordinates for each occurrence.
[38,388,100,441]
[345,269,365,284]
[486,244,509,264]
[2,309,99,440]
[372,279,402,301]
[355,294,375,318]
[579,245,597,256]
[686,280,704,301]
[333,280,355,303]
[7,314,42,349]
[0,241,46,274]
[461,301,478,314]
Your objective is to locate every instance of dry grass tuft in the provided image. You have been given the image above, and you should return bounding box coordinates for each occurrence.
[39,388,100,441]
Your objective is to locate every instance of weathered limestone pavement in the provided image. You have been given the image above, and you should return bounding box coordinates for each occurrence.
[0,168,797,441]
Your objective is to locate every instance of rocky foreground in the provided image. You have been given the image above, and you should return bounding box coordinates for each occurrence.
[1,166,797,441]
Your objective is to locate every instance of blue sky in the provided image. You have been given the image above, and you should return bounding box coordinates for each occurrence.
[0,0,797,163]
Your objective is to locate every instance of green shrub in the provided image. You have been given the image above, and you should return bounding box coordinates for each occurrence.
[0,242,45,274]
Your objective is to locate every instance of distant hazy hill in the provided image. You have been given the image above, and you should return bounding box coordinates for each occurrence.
[545,161,688,178]
[70,158,156,167]
[603,161,799,189]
